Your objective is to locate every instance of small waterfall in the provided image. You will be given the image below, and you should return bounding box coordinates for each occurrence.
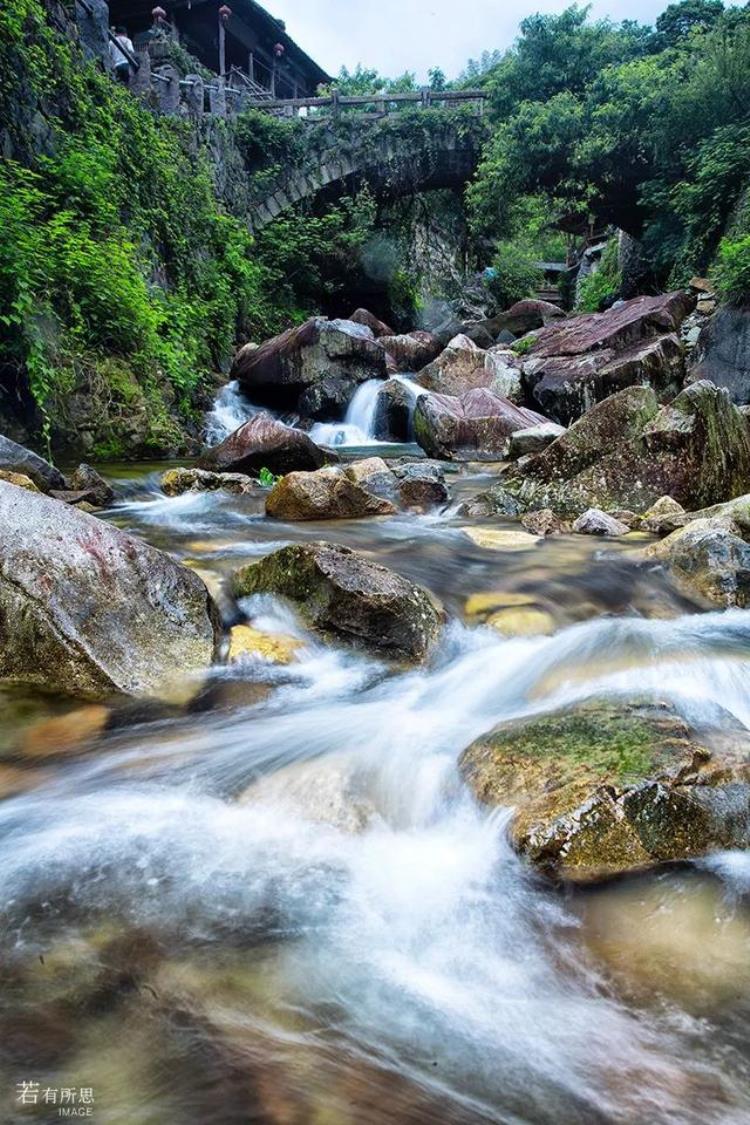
[309,379,386,448]
[204,381,261,445]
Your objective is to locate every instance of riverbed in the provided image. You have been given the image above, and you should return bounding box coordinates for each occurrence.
[2,451,750,1124]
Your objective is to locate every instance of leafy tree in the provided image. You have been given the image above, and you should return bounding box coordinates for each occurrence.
[656,0,725,46]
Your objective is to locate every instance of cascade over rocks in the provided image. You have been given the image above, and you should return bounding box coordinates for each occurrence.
[461,698,750,882]
[373,378,418,441]
[414,387,549,461]
[689,306,750,403]
[231,317,388,418]
[198,412,329,476]
[0,482,220,700]
[233,542,441,661]
[0,433,67,492]
[518,291,695,423]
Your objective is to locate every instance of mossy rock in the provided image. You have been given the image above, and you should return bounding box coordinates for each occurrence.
[461,698,750,881]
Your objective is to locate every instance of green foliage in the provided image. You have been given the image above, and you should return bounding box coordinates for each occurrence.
[712,234,750,305]
[577,238,622,311]
[486,244,543,309]
[511,335,538,356]
[467,1,750,290]
[258,466,278,487]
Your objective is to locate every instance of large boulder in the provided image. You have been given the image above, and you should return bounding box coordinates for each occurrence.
[0,434,66,492]
[506,381,750,513]
[348,308,395,338]
[373,378,420,442]
[379,331,442,372]
[519,291,695,423]
[414,387,549,461]
[0,482,220,700]
[266,466,396,521]
[689,305,750,403]
[198,413,328,477]
[231,318,388,417]
[233,542,441,660]
[461,698,750,882]
[481,298,565,339]
[416,334,490,396]
[644,519,750,606]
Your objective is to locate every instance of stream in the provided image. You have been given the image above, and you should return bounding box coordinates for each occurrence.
[2,442,750,1123]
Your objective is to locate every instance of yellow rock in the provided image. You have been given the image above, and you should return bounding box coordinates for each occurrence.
[0,470,39,492]
[228,624,301,665]
[21,705,110,759]
[464,590,535,617]
[486,607,555,637]
[462,526,541,551]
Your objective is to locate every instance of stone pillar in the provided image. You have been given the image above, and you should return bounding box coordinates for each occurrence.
[153,64,180,115]
[209,75,227,116]
[184,75,204,119]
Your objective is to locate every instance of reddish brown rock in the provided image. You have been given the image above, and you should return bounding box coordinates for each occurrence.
[520,292,695,423]
[416,334,491,397]
[198,413,328,477]
[231,317,388,417]
[348,308,395,338]
[380,331,443,372]
[483,299,565,339]
[414,388,549,461]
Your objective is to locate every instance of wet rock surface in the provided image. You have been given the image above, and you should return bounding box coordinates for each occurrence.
[414,387,548,460]
[0,482,220,699]
[198,412,328,477]
[233,542,441,660]
[461,698,750,881]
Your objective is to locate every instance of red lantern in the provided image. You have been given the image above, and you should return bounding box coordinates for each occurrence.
[151,5,167,22]
[219,4,232,22]
[273,42,285,58]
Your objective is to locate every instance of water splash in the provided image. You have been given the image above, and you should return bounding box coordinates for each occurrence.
[204,380,262,444]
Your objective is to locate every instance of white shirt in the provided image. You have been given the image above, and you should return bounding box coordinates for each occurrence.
[110,34,134,67]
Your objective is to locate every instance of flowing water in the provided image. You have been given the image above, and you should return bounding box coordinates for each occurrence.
[309,376,426,447]
[3,456,750,1124]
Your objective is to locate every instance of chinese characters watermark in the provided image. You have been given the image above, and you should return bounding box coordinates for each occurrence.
[16,1083,95,1117]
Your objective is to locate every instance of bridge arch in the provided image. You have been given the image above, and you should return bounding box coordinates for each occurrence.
[247,103,489,229]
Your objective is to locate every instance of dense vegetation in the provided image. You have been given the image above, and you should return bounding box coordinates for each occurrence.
[1,0,749,457]
[466,1,750,301]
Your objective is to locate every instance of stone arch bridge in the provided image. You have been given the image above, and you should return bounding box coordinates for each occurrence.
[244,91,489,230]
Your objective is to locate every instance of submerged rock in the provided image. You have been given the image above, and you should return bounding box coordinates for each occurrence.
[68,463,114,506]
[0,482,220,700]
[414,388,548,461]
[644,520,750,606]
[266,466,396,521]
[461,698,750,881]
[161,467,256,497]
[198,413,327,477]
[231,317,388,417]
[572,509,630,537]
[0,433,66,492]
[233,543,441,661]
